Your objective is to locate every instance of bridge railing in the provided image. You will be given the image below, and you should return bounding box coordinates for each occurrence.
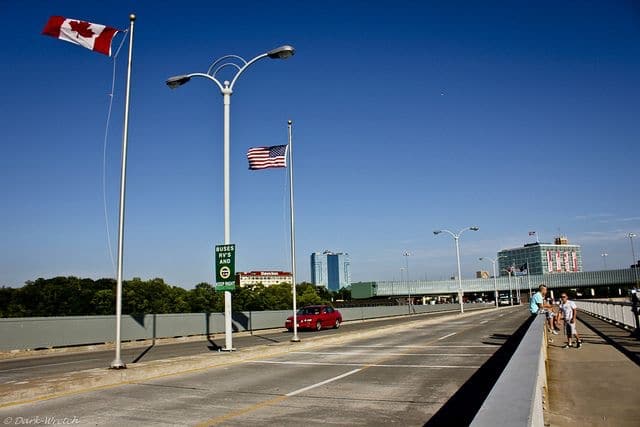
[471,314,547,427]
[576,300,638,330]
[373,268,637,296]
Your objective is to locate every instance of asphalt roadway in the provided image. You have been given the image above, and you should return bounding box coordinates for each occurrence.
[0,306,493,384]
[0,306,530,426]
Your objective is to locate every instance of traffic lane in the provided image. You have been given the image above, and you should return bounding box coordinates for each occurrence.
[228,310,530,426]
[0,306,493,383]
[0,308,527,426]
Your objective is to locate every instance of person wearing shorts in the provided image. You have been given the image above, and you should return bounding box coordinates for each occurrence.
[559,293,582,348]
[530,284,559,335]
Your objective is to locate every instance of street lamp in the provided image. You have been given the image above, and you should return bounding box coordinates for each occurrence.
[166,45,295,351]
[479,257,499,308]
[601,251,608,270]
[498,254,515,306]
[433,226,479,313]
[403,251,412,313]
[628,233,638,285]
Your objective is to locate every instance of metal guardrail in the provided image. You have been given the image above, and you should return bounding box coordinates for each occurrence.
[471,315,547,427]
[576,300,639,330]
[0,303,490,351]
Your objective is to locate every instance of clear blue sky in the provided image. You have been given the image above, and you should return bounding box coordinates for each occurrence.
[1,1,639,288]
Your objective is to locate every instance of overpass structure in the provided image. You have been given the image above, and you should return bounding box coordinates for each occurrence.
[354,268,638,298]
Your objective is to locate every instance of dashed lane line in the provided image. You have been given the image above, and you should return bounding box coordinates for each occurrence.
[438,332,457,340]
[285,369,362,397]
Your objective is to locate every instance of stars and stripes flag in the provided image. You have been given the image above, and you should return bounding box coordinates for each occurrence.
[42,16,120,56]
[247,145,288,170]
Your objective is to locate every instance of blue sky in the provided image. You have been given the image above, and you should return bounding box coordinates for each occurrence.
[1,1,639,288]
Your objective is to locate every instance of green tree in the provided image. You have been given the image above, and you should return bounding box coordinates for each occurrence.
[297,284,322,306]
[262,283,292,310]
[186,283,219,312]
[92,289,115,315]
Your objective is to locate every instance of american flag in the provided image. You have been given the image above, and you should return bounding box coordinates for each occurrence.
[247,145,288,170]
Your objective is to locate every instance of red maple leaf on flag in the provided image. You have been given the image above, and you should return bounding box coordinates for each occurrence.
[69,20,95,38]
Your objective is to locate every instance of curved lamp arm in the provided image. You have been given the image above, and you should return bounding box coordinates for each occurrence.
[434,229,456,239]
[229,52,269,90]
[166,72,224,92]
[457,226,480,238]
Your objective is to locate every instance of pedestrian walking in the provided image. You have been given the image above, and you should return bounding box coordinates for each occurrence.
[559,293,582,348]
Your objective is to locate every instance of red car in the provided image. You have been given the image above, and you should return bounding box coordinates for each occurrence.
[285,305,342,331]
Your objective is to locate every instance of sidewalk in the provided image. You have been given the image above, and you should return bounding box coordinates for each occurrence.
[545,314,640,426]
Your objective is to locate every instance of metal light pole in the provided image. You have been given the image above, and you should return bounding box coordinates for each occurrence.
[526,257,532,298]
[498,255,513,306]
[403,251,412,312]
[628,233,638,286]
[400,267,405,304]
[434,226,480,313]
[479,257,499,308]
[287,121,300,343]
[166,45,295,351]
[601,251,608,270]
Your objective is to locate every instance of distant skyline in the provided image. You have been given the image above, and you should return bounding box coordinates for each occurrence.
[1,1,639,288]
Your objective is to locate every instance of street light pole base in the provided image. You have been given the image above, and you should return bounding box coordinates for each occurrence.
[220,347,236,352]
[291,336,301,342]
[110,360,126,369]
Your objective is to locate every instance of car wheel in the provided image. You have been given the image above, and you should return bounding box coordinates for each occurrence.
[315,321,322,331]
[334,319,341,329]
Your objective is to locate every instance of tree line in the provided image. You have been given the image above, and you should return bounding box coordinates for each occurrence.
[0,276,351,318]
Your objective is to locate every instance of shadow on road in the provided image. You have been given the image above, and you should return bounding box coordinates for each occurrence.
[423,315,535,427]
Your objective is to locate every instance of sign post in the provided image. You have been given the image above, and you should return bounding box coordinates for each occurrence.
[215,244,236,291]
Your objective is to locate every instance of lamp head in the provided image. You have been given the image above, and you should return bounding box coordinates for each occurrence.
[629,232,637,238]
[267,45,295,59]
[470,226,480,231]
[166,75,192,89]
[433,230,442,235]
[479,257,484,261]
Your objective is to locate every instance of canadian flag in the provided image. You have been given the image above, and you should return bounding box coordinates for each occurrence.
[42,16,120,56]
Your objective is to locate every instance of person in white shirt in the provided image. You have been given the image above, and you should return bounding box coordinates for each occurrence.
[559,293,582,348]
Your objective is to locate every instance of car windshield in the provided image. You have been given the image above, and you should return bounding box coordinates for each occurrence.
[298,307,321,315]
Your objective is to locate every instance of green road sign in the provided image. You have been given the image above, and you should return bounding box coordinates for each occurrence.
[215,244,236,291]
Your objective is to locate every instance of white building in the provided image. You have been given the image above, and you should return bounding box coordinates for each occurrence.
[236,271,292,288]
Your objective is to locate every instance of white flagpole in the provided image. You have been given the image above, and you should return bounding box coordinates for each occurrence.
[288,120,300,342]
[111,13,136,369]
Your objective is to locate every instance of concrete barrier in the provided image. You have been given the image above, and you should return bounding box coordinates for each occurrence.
[0,303,485,351]
[470,314,547,427]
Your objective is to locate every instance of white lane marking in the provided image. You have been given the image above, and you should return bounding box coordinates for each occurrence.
[0,358,103,372]
[285,368,362,397]
[250,360,480,369]
[480,320,489,324]
[438,332,457,340]
[293,351,487,357]
[341,345,495,349]
[498,314,505,317]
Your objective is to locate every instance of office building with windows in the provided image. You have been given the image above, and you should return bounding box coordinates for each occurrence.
[497,236,583,277]
[310,251,351,291]
[236,271,292,288]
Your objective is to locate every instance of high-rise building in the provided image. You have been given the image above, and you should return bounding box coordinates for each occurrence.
[310,251,351,291]
[497,236,582,276]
